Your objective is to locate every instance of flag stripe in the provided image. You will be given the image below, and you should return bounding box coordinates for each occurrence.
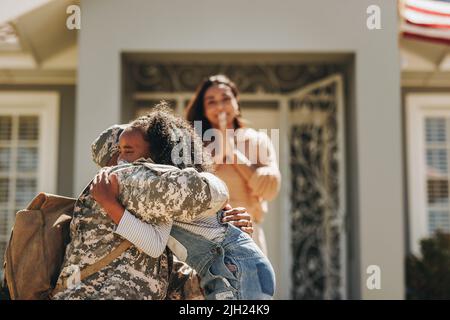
[404,6,450,24]
[402,22,450,40]
[403,31,450,45]
[406,19,450,29]
[401,0,450,45]
[405,0,450,15]
[406,4,450,17]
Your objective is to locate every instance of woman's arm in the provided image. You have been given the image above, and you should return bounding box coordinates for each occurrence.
[229,131,281,201]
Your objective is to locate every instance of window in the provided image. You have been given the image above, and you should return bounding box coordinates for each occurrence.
[424,118,450,234]
[407,94,450,254]
[0,92,59,278]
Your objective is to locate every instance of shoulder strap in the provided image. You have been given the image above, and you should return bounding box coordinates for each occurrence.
[52,240,132,296]
[79,240,132,281]
[139,161,179,173]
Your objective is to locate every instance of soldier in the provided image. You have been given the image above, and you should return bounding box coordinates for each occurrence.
[91,106,275,300]
[52,107,229,300]
[52,103,253,300]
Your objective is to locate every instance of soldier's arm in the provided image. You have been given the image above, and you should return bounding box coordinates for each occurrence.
[116,166,229,224]
[92,169,254,257]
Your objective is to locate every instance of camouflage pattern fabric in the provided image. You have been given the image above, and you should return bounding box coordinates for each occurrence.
[114,159,214,224]
[165,256,205,300]
[91,124,127,168]
[52,160,216,300]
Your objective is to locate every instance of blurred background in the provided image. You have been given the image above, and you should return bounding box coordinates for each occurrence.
[0,0,449,300]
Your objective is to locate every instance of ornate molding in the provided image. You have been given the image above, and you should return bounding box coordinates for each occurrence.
[129,62,344,94]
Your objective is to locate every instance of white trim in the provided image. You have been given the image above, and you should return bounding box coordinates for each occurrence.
[0,91,59,279]
[134,92,291,102]
[0,53,36,69]
[176,96,185,116]
[278,97,292,300]
[0,70,76,85]
[336,75,347,300]
[0,91,59,194]
[287,74,343,99]
[406,93,450,254]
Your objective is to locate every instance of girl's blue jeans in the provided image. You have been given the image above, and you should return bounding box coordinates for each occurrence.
[170,212,276,300]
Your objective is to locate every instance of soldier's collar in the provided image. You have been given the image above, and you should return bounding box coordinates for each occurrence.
[133,157,155,165]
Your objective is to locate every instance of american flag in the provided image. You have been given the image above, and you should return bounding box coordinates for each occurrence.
[400,0,450,45]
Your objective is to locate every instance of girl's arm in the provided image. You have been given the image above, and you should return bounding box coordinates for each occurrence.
[115,209,172,258]
[90,171,171,257]
[91,170,254,233]
[114,206,254,255]
[91,168,253,256]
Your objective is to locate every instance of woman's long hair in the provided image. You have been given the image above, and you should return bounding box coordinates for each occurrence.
[185,74,244,139]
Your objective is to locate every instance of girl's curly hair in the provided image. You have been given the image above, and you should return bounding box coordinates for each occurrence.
[129,101,213,173]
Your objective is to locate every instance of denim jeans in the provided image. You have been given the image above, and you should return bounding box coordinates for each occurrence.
[170,212,276,300]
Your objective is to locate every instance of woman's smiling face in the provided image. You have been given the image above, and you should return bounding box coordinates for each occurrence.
[203,84,240,129]
[117,127,151,163]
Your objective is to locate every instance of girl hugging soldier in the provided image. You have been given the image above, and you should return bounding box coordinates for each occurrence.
[52,105,228,300]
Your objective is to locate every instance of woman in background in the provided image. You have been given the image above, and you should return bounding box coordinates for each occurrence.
[186,75,281,256]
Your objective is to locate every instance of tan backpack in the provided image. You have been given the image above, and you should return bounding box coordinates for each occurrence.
[3,192,75,300]
[2,192,131,300]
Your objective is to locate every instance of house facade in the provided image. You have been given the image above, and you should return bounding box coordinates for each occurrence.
[0,0,408,300]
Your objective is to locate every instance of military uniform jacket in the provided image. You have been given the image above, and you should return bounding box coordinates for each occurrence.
[52,159,227,300]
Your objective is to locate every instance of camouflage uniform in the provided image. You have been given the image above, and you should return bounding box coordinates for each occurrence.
[53,123,222,299]
[52,159,221,300]
[90,124,127,167]
[166,256,204,300]
[113,160,216,224]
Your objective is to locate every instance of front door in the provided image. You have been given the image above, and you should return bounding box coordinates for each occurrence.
[289,74,347,299]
